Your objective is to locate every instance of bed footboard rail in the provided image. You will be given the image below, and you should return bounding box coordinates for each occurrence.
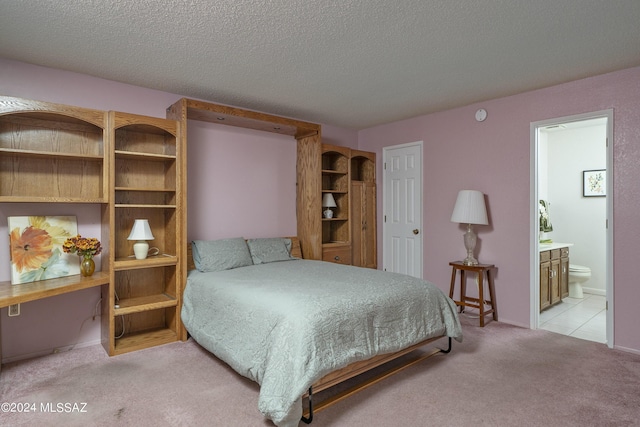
[301,336,452,423]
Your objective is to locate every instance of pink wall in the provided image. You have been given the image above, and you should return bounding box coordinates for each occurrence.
[184,104,357,242]
[2,57,639,358]
[358,66,640,353]
[186,120,297,241]
[322,125,359,149]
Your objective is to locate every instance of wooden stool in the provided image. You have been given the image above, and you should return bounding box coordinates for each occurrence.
[449,261,497,327]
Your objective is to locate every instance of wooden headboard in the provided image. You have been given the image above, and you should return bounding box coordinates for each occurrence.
[186,236,303,271]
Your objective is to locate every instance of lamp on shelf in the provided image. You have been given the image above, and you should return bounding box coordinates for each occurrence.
[450,190,489,266]
[322,193,337,218]
[127,219,155,260]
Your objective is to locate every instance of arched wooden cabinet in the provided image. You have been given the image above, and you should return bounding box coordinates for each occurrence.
[350,150,377,269]
[303,143,377,268]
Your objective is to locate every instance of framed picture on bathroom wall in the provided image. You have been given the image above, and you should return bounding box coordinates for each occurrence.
[583,169,606,197]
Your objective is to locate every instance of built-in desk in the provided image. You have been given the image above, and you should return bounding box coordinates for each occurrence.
[0,272,109,371]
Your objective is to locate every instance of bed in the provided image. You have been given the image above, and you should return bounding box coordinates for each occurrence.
[182,237,462,426]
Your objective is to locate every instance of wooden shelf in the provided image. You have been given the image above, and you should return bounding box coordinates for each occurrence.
[113,327,177,355]
[114,255,178,271]
[115,187,176,206]
[0,147,104,160]
[114,293,177,315]
[115,150,176,161]
[0,271,109,308]
[115,187,175,192]
[114,204,177,209]
[0,196,107,203]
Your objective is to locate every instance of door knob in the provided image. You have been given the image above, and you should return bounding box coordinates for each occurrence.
[413,229,419,235]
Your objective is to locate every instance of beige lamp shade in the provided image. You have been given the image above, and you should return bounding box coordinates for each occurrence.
[127,219,155,240]
[322,193,337,219]
[127,219,154,260]
[322,193,337,208]
[450,190,488,265]
[450,190,488,225]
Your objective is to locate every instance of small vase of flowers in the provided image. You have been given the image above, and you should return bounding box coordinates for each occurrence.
[62,235,102,277]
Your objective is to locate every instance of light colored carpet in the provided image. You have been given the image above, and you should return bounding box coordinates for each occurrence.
[1,316,639,426]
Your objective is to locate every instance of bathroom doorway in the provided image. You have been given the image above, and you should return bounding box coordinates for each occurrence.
[530,110,613,348]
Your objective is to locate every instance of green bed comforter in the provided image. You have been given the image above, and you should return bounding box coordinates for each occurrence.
[182,259,462,426]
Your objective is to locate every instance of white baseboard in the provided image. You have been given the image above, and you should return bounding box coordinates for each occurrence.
[583,287,606,296]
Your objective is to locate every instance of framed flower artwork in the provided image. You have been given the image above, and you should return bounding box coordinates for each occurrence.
[582,169,606,197]
[8,215,80,284]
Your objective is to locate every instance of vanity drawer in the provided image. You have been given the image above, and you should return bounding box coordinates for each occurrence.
[323,246,352,265]
[550,249,561,260]
[560,247,569,258]
[540,250,551,262]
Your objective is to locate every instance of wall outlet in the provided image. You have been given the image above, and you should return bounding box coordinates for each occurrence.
[8,303,20,317]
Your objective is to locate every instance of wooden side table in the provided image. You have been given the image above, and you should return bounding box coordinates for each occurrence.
[449,261,497,327]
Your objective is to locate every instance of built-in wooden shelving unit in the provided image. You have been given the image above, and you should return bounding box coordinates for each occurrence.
[0,96,185,359]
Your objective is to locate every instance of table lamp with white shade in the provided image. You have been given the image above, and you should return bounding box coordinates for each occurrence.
[128,219,155,260]
[450,190,488,265]
[322,193,337,218]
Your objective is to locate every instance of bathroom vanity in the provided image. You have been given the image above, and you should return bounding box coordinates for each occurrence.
[539,243,572,311]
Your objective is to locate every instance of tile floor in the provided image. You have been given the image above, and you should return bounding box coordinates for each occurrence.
[539,293,606,343]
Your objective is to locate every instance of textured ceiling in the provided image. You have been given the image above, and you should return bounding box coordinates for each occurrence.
[1,1,640,129]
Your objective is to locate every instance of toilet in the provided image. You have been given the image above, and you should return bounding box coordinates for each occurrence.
[568,264,591,298]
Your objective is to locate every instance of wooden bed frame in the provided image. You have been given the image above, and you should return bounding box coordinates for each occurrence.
[185,236,452,423]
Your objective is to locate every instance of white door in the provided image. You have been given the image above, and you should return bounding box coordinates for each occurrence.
[383,141,423,278]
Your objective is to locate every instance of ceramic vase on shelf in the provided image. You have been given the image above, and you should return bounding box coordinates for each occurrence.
[80,255,95,277]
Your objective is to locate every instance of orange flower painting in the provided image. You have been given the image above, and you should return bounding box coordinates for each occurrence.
[8,216,80,284]
[10,225,53,272]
